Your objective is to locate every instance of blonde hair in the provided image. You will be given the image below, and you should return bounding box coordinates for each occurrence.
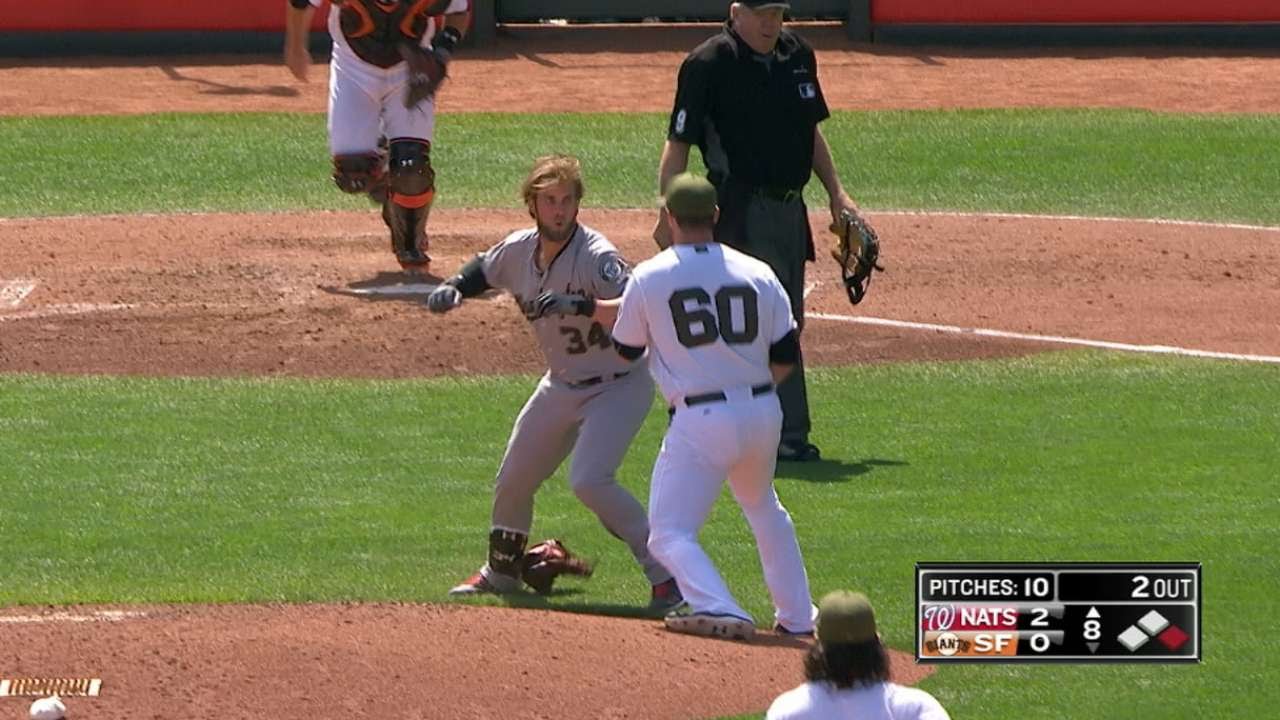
[521,154,585,208]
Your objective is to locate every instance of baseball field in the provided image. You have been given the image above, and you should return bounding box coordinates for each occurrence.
[2,24,1279,720]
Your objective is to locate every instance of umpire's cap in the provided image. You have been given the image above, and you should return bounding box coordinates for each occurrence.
[816,591,878,645]
[664,173,718,224]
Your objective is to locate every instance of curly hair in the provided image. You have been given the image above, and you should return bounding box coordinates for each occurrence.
[521,154,585,207]
[803,639,891,690]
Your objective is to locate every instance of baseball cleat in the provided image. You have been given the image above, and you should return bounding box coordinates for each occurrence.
[398,258,432,277]
[777,440,821,462]
[773,623,816,638]
[648,578,685,612]
[663,611,755,641]
[449,572,500,596]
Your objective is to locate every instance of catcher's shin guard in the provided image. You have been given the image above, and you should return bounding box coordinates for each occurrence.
[382,198,433,272]
[384,138,436,272]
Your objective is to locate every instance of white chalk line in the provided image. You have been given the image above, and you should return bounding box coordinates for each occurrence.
[0,610,147,624]
[0,279,37,308]
[809,312,1280,365]
[873,209,1280,233]
[0,302,136,323]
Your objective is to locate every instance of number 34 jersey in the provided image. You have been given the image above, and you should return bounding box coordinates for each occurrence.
[612,243,797,406]
[481,224,641,386]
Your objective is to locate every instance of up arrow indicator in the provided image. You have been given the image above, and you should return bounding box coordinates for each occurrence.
[1088,642,1100,653]
[1087,607,1101,619]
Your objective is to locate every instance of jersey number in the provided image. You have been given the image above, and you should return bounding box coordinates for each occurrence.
[561,323,613,355]
[668,286,759,348]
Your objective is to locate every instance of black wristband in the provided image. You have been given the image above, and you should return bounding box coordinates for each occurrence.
[434,26,462,55]
[576,297,597,317]
[452,255,490,298]
[289,0,312,9]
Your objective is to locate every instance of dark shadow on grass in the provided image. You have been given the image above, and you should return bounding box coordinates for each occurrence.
[454,585,666,621]
[455,590,819,646]
[775,457,908,483]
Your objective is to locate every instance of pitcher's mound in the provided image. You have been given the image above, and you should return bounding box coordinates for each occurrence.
[2,603,933,720]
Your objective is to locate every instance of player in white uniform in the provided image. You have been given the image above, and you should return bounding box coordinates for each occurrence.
[768,591,951,720]
[284,0,471,274]
[606,173,816,640]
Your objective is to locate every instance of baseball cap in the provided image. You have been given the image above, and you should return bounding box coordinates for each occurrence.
[663,173,717,223]
[816,591,878,645]
[740,1,792,9]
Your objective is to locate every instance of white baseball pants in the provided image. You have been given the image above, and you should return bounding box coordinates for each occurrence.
[327,49,438,155]
[647,388,817,631]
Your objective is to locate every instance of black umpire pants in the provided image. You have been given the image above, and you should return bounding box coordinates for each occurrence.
[715,184,814,444]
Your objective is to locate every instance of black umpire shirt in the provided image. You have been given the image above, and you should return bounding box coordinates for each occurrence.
[667,23,830,192]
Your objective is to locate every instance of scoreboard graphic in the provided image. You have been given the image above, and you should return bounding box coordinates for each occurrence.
[916,563,1201,663]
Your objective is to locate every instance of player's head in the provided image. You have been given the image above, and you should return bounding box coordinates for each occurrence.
[663,172,719,240]
[523,154,584,243]
[730,1,789,54]
[803,591,891,690]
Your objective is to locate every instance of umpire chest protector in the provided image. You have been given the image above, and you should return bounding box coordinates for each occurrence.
[670,24,829,191]
[334,0,451,68]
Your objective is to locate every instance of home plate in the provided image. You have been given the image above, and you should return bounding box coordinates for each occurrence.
[0,279,36,308]
[343,282,438,296]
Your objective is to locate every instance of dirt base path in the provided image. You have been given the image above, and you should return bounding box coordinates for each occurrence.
[2,209,1277,377]
[4,25,1280,116]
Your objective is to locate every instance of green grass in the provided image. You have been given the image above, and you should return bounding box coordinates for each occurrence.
[2,109,1279,224]
[3,353,1278,718]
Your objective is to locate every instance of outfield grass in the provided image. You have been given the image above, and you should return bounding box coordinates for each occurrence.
[2,109,1278,225]
[2,353,1278,719]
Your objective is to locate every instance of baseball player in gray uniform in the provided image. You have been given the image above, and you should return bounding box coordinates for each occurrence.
[426,155,681,610]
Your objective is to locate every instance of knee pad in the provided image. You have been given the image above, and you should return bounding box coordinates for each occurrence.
[387,138,436,203]
[331,153,385,194]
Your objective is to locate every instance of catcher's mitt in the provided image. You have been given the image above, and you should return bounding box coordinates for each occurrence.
[398,42,448,108]
[829,208,884,305]
[521,538,594,595]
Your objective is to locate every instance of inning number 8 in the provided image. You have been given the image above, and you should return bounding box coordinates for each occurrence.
[669,285,759,348]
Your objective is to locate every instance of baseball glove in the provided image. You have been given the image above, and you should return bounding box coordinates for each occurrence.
[829,208,884,305]
[521,538,594,595]
[398,42,448,108]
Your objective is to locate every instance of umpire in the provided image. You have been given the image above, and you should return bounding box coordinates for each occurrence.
[656,0,859,462]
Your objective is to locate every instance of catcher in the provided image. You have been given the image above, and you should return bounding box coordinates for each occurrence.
[284,0,470,276]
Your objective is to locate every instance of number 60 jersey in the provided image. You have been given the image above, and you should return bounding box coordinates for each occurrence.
[612,243,797,406]
[481,224,640,386]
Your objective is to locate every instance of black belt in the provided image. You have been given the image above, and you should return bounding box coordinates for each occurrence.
[753,186,803,203]
[684,383,774,408]
[567,371,630,389]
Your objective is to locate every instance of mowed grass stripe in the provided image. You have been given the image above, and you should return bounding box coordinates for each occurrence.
[0,109,1278,224]
[2,353,1278,717]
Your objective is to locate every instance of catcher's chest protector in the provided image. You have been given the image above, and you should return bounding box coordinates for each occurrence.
[337,0,443,68]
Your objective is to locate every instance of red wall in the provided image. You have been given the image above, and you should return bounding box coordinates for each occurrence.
[2,0,329,32]
[873,1,1280,24]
